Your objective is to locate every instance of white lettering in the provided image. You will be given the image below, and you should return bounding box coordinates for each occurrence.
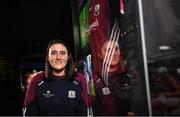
[88,18,99,32]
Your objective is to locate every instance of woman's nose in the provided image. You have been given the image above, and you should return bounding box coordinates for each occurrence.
[56,53,62,59]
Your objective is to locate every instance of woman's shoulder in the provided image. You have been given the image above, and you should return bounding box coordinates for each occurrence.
[74,72,86,84]
[29,71,45,86]
[24,71,45,107]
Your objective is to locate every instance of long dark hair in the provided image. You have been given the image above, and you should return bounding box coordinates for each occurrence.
[44,39,76,80]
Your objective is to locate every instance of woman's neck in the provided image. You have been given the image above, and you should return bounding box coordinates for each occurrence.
[52,70,65,77]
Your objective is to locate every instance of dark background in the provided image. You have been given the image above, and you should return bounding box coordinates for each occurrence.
[0,0,74,62]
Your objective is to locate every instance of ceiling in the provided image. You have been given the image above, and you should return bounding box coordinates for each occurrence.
[0,0,74,62]
[142,0,180,65]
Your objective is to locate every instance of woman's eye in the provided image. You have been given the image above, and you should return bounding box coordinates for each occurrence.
[50,51,57,56]
[107,48,111,52]
[60,52,66,55]
[51,52,57,55]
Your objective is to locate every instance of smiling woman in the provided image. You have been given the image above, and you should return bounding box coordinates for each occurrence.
[48,43,69,76]
[23,39,89,116]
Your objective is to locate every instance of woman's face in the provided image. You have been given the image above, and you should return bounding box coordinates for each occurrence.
[48,43,69,74]
[100,41,121,65]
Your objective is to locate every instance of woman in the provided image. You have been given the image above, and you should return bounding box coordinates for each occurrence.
[23,39,88,116]
[92,40,138,116]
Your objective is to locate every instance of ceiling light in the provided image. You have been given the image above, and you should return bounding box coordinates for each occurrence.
[158,45,171,50]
